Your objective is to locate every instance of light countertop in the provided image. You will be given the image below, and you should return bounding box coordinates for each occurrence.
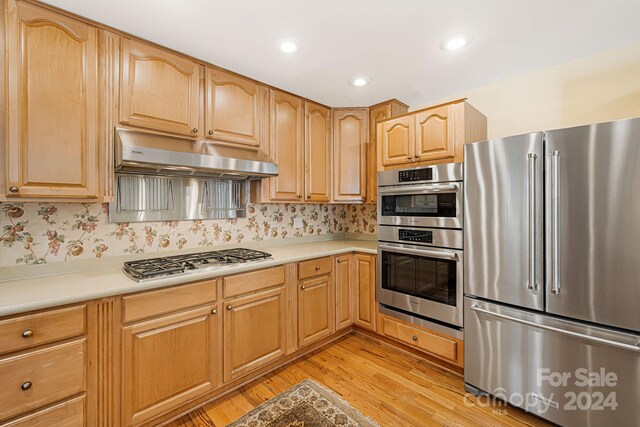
[0,239,376,317]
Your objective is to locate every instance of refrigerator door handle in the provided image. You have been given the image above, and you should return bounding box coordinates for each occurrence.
[470,303,640,352]
[527,153,538,290]
[551,150,561,294]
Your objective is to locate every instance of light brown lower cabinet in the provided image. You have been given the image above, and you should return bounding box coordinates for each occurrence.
[298,274,335,347]
[0,252,470,426]
[354,253,377,331]
[223,287,287,382]
[334,254,354,330]
[122,305,218,425]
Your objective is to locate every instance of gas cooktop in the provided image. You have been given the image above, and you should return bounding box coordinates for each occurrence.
[123,248,273,282]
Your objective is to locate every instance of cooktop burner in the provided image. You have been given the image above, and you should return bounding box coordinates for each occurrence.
[123,248,273,282]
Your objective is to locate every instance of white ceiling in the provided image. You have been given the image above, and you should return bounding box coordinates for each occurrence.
[43,0,640,107]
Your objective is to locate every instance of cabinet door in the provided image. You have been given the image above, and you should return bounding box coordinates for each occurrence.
[333,109,368,202]
[269,89,304,201]
[304,102,331,202]
[298,275,335,347]
[5,2,98,199]
[205,68,264,148]
[122,306,218,425]
[415,105,455,161]
[223,287,286,382]
[335,255,354,330]
[368,104,391,203]
[354,254,376,331]
[120,38,201,137]
[379,115,414,167]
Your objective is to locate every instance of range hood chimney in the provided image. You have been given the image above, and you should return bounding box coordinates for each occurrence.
[114,128,278,179]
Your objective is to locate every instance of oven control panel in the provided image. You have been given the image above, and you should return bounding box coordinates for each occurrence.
[398,168,433,182]
[398,229,433,243]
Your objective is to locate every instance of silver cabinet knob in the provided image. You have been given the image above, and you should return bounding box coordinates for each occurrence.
[211,308,217,315]
[414,155,419,159]
[406,156,412,160]
[208,130,214,135]
[412,336,418,341]
[315,266,320,271]
[226,305,232,310]
[337,259,342,263]
[307,195,311,199]
[21,381,32,391]
[22,330,33,338]
[192,128,198,134]
[298,194,302,198]
[9,186,19,193]
[301,285,306,290]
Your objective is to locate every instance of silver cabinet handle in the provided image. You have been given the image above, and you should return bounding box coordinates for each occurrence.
[211,308,217,315]
[301,285,306,290]
[226,305,232,310]
[527,153,538,291]
[378,183,459,195]
[9,186,19,193]
[412,335,418,341]
[551,150,561,294]
[22,329,33,338]
[21,381,32,391]
[378,243,459,261]
[470,303,640,352]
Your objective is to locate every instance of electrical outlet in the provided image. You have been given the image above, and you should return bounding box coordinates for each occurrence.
[293,217,303,228]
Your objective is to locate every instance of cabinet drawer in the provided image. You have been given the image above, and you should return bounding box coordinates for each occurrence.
[3,395,85,427]
[0,339,85,421]
[0,305,86,356]
[223,266,285,298]
[298,257,332,280]
[123,280,217,323]
[381,316,457,362]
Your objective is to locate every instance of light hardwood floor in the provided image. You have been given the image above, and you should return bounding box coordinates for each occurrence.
[168,333,550,427]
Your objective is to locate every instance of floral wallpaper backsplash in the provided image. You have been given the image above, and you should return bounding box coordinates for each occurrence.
[0,203,377,267]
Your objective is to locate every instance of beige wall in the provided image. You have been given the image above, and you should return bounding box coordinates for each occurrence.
[411,43,640,140]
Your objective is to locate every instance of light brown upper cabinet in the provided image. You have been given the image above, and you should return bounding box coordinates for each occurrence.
[367,100,408,202]
[333,108,368,202]
[379,115,415,167]
[4,2,99,200]
[265,89,305,201]
[119,38,201,137]
[414,105,455,162]
[304,102,332,202]
[377,99,487,170]
[205,68,267,148]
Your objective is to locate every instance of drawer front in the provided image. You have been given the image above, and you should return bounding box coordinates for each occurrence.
[3,395,85,427]
[298,257,332,280]
[0,305,86,356]
[0,339,86,421]
[123,279,217,323]
[382,316,457,362]
[223,265,285,298]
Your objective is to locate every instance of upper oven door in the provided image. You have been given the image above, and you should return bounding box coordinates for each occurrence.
[377,182,463,228]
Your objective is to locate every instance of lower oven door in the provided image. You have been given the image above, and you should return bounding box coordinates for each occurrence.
[377,242,463,327]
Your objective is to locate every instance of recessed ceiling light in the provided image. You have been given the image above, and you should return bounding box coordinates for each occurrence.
[441,33,474,51]
[279,41,298,54]
[350,76,370,87]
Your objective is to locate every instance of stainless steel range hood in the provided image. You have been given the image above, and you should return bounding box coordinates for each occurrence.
[109,128,277,223]
[114,128,278,179]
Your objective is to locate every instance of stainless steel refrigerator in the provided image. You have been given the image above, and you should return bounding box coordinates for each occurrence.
[464,117,640,426]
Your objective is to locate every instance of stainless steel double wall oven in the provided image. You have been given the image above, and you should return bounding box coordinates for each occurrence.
[377,163,464,328]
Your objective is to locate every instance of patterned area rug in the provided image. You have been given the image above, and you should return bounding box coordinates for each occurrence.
[227,380,379,427]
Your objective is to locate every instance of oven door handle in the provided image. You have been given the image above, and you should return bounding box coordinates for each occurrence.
[378,244,459,261]
[377,183,459,195]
